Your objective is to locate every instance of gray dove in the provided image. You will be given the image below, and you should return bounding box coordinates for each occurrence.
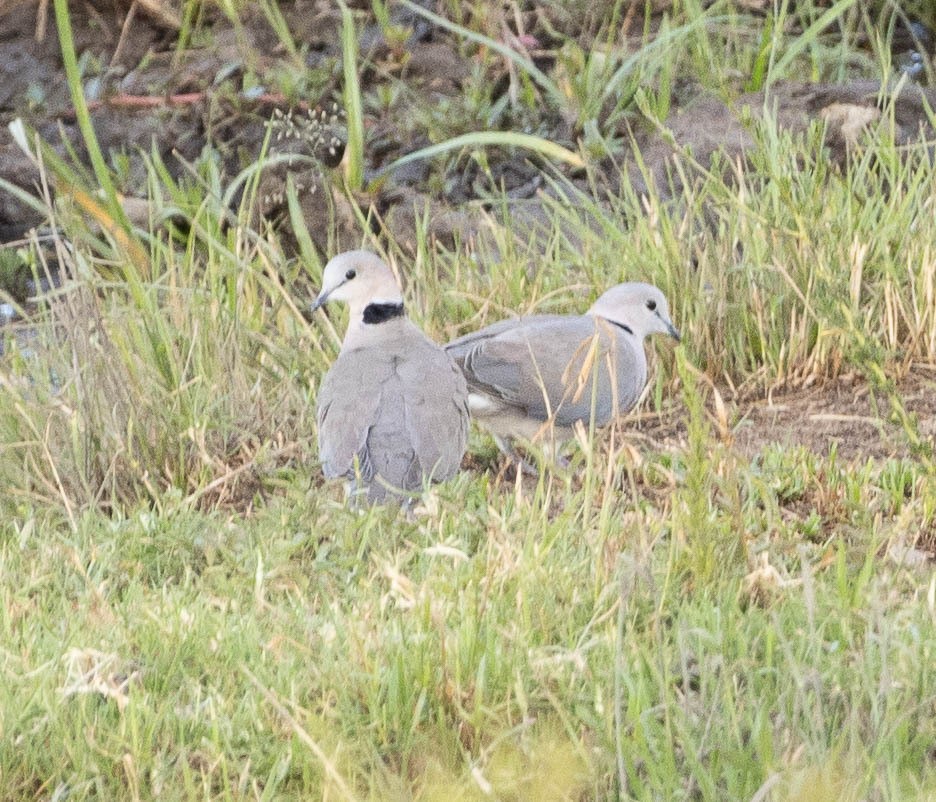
[313,251,469,503]
[445,282,679,459]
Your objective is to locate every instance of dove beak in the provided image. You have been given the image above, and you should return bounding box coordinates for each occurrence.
[310,290,330,312]
[655,310,680,342]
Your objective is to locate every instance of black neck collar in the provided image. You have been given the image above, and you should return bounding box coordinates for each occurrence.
[607,319,634,336]
[363,302,405,324]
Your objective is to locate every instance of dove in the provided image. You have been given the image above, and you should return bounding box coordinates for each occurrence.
[445,282,679,460]
[312,250,469,503]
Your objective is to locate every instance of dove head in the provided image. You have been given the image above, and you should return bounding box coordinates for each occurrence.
[312,251,404,319]
[588,282,680,342]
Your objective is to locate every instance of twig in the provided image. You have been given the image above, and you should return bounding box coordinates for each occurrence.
[110,0,138,68]
[36,0,49,41]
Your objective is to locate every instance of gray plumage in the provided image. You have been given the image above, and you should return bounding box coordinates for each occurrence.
[445,282,679,453]
[313,251,469,503]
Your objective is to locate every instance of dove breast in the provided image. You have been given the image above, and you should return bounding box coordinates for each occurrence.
[313,250,469,503]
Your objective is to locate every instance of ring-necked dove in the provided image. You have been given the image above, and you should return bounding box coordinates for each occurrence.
[312,250,469,503]
[445,282,679,459]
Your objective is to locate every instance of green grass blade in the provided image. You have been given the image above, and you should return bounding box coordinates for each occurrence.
[340,1,365,191]
[379,131,585,177]
[600,9,734,106]
[52,0,131,235]
[767,0,860,85]
[0,175,47,218]
[747,11,774,91]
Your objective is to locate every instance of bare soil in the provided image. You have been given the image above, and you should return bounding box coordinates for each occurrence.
[3,2,936,251]
[633,365,936,463]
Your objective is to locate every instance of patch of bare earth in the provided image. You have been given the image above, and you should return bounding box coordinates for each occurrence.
[634,365,936,463]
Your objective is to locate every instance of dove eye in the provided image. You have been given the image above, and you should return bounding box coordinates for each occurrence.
[646,299,657,311]
[345,269,356,280]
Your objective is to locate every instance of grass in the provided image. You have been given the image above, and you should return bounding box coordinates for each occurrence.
[2,0,936,799]
[2,441,935,798]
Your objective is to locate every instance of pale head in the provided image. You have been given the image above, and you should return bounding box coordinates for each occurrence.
[311,250,403,317]
[588,282,680,341]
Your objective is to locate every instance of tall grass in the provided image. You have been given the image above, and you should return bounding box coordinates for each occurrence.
[492,110,936,401]
[1,0,935,798]
[340,0,366,192]
[0,143,326,514]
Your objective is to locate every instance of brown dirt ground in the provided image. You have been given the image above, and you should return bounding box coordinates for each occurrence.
[633,365,936,463]
[2,2,935,254]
